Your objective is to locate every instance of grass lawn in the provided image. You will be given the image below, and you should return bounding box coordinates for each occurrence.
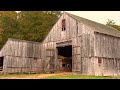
[44,75,116,79]
[0,73,120,79]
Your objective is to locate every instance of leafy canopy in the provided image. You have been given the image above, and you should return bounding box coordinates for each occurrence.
[0,11,61,49]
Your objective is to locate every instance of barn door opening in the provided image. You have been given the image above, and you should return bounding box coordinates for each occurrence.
[57,45,72,72]
[0,57,4,71]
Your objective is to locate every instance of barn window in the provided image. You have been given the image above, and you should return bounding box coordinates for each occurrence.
[62,64,66,67]
[62,19,66,31]
[34,58,37,63]
[98,57,102,64]
[76,21,78,34]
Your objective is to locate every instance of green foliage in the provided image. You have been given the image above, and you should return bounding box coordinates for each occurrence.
[44,75,115,79]
[109,25,120,31]
[106,19,120,31]
[0,11,61,49]
[0,11,17,49]
[17,11,61,41]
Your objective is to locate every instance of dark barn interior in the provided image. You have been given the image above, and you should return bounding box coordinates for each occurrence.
[0,57,4,71]
[57,45,72,72]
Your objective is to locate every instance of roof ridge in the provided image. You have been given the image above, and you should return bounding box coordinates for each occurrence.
[65,12,115,28]
[65,12,120,37]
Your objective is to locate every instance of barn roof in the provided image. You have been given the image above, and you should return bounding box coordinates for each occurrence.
[66,12,120,37]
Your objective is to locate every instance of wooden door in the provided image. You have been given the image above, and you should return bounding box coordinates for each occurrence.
[72,37,82,73]
[45,49,55,73]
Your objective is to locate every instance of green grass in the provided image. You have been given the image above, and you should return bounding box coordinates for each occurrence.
[44,75,120,79]
[0,73,120,79]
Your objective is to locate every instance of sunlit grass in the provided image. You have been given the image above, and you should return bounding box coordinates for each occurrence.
[44,75,113,79]
[0,73,120,79]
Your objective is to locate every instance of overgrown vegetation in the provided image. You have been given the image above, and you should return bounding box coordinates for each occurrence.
[0,11,62,49]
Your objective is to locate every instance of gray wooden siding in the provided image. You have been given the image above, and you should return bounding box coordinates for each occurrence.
[42,13,96,73]
[94,32,120,58]
[0,38,42,74]
[3,56,43,74]
[0,38,41,58]
[42,13,94,45]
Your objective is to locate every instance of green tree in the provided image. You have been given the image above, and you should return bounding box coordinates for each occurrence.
[0,11,61,49]
[16,11,61,41]
[106,19,116,26]
[106,19,120,31]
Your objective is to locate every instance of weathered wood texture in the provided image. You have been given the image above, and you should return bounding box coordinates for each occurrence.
[42,13,95,74]
[0,38,43,74]
[1,12,120,76]
[72,37,81,73]
[43,13,94,44]
[81,34,94,58]
[42,42,57,73]
[0,38,41,58]
[94,32,120,58]
[78,32,120,76]
[42,12,120,76]
[3,56,43,74]
[81,57,120,76]
[92,32,120,76]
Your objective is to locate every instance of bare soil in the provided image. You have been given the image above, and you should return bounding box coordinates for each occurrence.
[0,72,73,79]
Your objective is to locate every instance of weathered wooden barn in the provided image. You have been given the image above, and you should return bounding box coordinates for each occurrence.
[0,38,43,74]
[42,12,120,76]
[1,12,120,76]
